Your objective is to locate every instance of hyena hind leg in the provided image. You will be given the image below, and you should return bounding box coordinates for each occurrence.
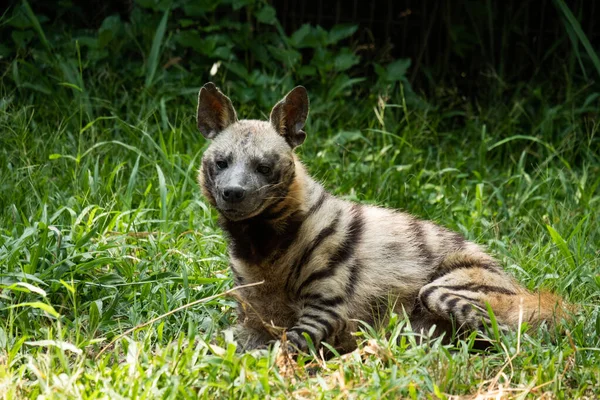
[417,266,526,333]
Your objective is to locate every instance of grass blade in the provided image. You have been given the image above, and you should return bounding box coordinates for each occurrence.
[21,0,52,54]
[145,10,169,88]
[546,224,576,270]
[156,164,168,227]
[25,340,82,354]
[553,0,600,79]
[126,155,141,205]
[8,302,60,318]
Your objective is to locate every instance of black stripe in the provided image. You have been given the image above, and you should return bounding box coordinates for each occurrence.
[420,283,516,307]
[429,259,502,282]
[447,292,481,304]
[296,269,331,295]
[410,219,433,262]
[299,313,333,336]
[229,263,240,275]
[419,288,436,313]
[420,283,512,315]
[300,293,346,308]
[452,234,466,250]
[461,303,473,316]
[446,297,460,310]
[288,327,317,343]
[270,195,288,208]
[263,204,289,221]
[297,320,324,333]
[419,285,440,311]
[307,190,327,215]
[296,205,364,295]
[441,283,516,295]
[344,260,362,298]
[285,210,341,290]
[305,303,342,321]
[233,274,244,286]
[264,167,296,218]
[439,291,482,305]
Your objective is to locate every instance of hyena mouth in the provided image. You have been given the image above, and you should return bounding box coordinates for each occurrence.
[220,206,261,221]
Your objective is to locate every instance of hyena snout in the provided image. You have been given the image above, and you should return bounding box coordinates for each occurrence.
[221,186,247,204]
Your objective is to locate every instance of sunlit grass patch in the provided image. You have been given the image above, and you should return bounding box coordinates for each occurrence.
[1,61,599,397]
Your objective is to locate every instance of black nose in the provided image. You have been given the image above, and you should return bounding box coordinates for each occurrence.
[222,186,246,203]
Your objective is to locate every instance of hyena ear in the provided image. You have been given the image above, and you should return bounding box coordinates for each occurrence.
[197,82,238,139]
[269,86,309,148]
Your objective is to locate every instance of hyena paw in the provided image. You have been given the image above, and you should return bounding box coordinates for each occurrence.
[231,325,272,352]
[285,330,309,353]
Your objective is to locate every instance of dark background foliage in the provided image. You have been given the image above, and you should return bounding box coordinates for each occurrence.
[3,0,599,99]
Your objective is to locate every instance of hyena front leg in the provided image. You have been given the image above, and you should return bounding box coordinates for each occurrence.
[418,257,522,332]
[285,204,364,352]
[286,294,348,352]
[233,300,276,351]
[232,323,273,352]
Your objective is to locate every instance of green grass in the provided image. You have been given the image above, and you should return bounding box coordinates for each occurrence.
[1,60,600,398]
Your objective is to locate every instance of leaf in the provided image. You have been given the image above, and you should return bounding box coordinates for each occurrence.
[223,62,250,81]
[329,130,369,146]
[267,45,301,68]
[97,273,126,285]
[290,24,326,48]
[8,6,33,29]
[290,24,311,47]
[255,5,276,25]
[75,227,98,249]
[231,0,253,10]
[11,30,35,49]
[386,59,411,82]
[25,340,82,355]
[327,24,358,44]
[175,31,205,52]
[98,15,123,48]
[333,49,360,71]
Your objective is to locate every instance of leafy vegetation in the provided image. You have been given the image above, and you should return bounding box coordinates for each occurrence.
[1,0,599,398]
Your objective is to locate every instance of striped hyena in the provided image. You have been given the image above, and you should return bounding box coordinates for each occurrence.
[196,82,567,353]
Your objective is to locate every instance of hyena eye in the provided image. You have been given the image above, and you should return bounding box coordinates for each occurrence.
[256,165,272,175]
[216,160,228,170]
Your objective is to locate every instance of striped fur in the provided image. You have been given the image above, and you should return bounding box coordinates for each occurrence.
[196,83,569,353]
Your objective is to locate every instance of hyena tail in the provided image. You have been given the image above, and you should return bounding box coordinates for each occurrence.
[486,289,572,330]
[418,257,572,333]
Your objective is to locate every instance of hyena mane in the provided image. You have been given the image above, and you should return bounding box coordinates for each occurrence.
[196,82,570,354]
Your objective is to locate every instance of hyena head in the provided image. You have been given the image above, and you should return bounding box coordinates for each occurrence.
[197,82,309,221]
